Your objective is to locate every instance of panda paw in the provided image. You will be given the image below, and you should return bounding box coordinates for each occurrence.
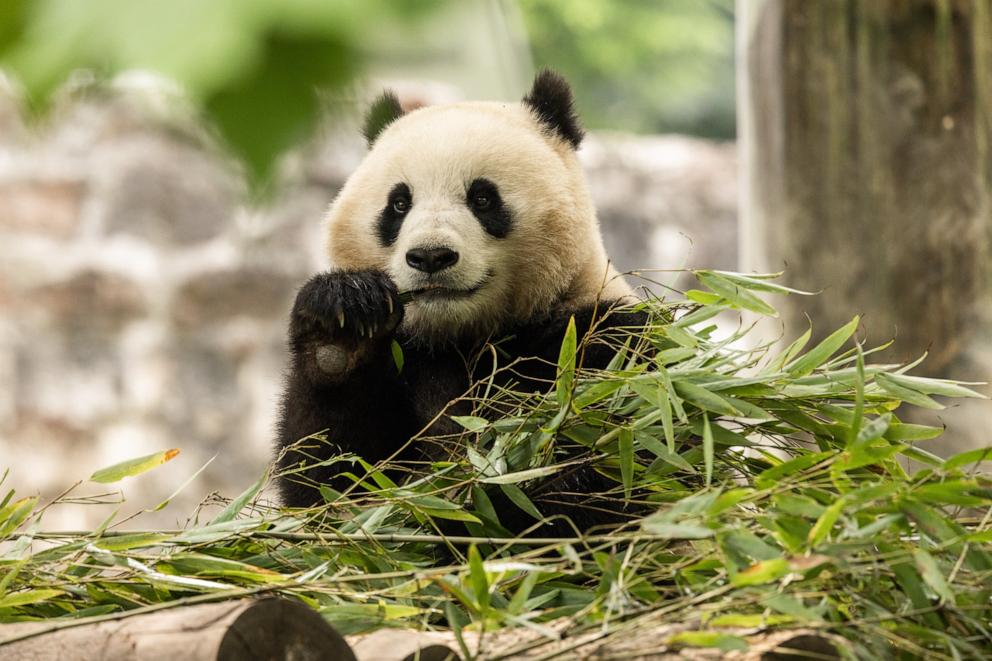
[291,269,403,360]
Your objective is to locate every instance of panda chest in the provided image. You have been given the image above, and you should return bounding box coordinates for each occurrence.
[400,349,473,431]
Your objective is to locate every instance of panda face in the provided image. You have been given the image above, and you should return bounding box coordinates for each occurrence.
[324,79,631,343]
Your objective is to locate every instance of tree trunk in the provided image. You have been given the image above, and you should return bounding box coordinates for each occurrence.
[0,598,357,661]
[739,0,992,451]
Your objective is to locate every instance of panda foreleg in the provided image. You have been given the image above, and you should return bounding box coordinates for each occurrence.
[275,270,416,507]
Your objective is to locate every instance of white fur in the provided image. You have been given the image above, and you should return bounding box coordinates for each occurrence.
[325,101,631,342]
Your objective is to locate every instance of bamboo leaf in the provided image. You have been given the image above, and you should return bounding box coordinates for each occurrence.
[0,497,37,540]
[702,414,714,487]
[913,549,955,605]
[786,316,859,376]
[695,271,778,316]
[0,588,64,609]
[468,545,490,612]
[673,381,740,416]
[668,631,748,652]
[210,470,267,524]
[808,498,846,547]
[499,484,543,522]
[390,339,404,373]
[876,373,944,409]
[619,427,634,501]
[556,315,577,407]
[89,449,180,484]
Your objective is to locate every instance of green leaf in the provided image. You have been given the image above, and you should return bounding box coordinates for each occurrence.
[636,433,694,472]
[450,416,489,432]
[656,347,696,366]
[755,452,832,489]
[89,449,180,484]
[507,570,540,615]
[0,496,36,539]
[945,447,992,470]
[664,323,698,348]
[876,373,944,409]
[684,289,723,305]
[761,593,821,622]
[900,500,992,571]
[709,613,794,628]
[556,315,577,407]
[468,545,489,612]
[722,530,780,561]
[773,493,826,519]
[913,549,955,605]
[695,271,778,316]
[914,481,988,507]
[99,533,173,552]
[659,389,676,452]
[786,316,859,376]
[618,427,634,501]
[499,484,543,522]
[885,423,944,442]
[702,414,714,486]
[808,497,846,547]
[711,270,815,295]
[881,542,939,626]
[479,465,563,484]
[668,631,748,652]
[390,340,404,373]
[640,520,714,538]
[765,327,811,373]
[847,343,866,446]
[210,470,267,524]
[0,588,64,609]
[731,557,790,586]
[882,373,986,399]
[673,381,740,416]
[573,379,624,409]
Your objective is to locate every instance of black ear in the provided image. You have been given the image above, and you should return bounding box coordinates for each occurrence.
[362,91,404,147]
[522,69,584,149]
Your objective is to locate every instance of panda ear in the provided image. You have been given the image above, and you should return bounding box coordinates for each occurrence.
[522,69,584,149]
[362,91,405,147]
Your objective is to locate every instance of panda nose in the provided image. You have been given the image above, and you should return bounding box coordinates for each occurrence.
[406,247,459,274]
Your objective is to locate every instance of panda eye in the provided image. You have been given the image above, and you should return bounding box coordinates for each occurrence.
[392,196,411,214]
[472,194,491,210]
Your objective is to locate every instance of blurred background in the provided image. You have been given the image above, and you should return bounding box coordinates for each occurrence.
[0,0,987,528]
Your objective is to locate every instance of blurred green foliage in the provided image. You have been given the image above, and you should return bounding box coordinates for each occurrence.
[0,0,439,186]
[518,0,736,139]
[0,0,735,189]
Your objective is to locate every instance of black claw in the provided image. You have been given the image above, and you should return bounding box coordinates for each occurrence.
[290,269,404,346]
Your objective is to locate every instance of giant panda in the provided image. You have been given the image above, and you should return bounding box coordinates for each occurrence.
[276,70,649,534]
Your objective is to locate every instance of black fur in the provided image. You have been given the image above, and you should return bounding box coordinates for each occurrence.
[466,178,512,238]
[522,69,584,149]
[276,270,647,535]
[376,183,412,246]
[362,91,405,147]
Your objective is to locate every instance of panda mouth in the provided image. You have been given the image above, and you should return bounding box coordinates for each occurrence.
[411,283,481,300]
[408,272,494,302]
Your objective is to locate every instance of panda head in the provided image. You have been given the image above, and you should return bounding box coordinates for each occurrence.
[324,69,631,344]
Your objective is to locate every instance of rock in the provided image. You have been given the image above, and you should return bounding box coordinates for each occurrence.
[0,179,87,240]
[30,269,146,331]
[99,135,241,245]
[582,133,738,289]
[171,266,298,328]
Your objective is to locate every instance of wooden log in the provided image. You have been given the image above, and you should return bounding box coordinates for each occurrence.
[348,629,460,661]
[0,597,357,661]
[739,0,992,452]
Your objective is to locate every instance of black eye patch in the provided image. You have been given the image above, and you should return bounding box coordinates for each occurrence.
[377,182,411,246]
[466,178,512,238]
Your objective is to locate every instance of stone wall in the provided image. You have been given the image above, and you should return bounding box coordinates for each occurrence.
[0,78,736,528]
